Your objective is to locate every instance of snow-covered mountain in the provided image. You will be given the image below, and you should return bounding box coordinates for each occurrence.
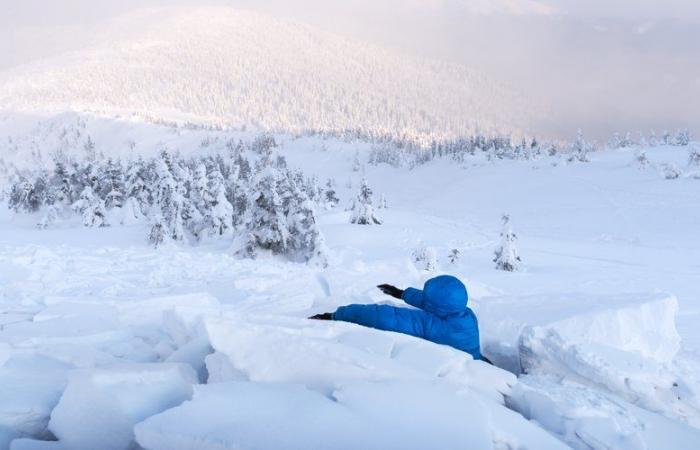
[0,7,542,140]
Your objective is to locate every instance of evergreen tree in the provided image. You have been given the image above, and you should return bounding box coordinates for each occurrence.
[73,186,108,228]
[568,129,591,163]
[124,157,151,215]
[206,167,234,236]
[494,214,521,272]
[688,145,700,168]
[242,169,289,257]
[324,178,339,208]
[352,150,361,172]
[635,150,650,170]
[350,178,382,225]
[148,214,168,248]
[101,158,125,209]
[286,186,328,265]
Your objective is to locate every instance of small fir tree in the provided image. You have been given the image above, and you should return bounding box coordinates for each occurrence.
[494,214,521,272]
[350,178,382,225]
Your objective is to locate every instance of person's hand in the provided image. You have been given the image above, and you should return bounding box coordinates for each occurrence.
[377,284,404,299]
[309,313,333,320]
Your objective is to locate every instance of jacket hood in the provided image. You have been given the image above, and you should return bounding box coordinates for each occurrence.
[422,275,468,316]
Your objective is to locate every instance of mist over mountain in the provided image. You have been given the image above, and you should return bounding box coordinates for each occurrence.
[0,7,545,141]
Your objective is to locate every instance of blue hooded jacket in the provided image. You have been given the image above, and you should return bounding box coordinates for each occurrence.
[333,275,481,360]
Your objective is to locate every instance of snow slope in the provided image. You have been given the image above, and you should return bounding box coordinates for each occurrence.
[0,7,541,140]
[1,125,700,448]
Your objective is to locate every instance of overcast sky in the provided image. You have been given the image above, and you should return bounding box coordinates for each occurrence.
[1,0,698,139]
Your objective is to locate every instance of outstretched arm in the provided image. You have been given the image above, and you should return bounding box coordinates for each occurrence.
[401,288,426,309]
[377,284,425,310]
[332,303,426,338]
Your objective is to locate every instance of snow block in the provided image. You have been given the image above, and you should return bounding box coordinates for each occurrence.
[48,363,197,450]
[203,314,513,401]
[135,381,568,450]
[0,355,72,445]
[516,295,693,421]
[520,294,680,368]
[508,375,700,450]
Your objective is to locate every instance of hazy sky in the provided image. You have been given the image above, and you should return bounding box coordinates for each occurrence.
[1,0,698,139]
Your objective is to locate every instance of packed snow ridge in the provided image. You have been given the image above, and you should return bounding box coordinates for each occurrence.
[0,7,542,140]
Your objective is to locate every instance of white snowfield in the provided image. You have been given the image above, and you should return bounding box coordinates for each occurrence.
[1,119,700,448]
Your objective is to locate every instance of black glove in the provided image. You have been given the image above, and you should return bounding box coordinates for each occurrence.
[377,284,404,299]
[309,312,333,320]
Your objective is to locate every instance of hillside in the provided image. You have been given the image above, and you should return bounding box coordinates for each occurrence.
[0,7,542,140]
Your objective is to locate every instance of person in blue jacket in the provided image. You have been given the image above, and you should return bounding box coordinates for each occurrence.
[310,275,485,361]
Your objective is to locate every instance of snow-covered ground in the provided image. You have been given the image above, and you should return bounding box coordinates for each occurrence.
[1,127,700,449]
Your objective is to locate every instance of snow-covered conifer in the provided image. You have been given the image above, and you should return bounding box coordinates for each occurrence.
[242,169,289,257]
[350,178,381,225]
[568,129,591,163]
[494,214,521,272]
[688,145,700,168]
[287,187,328,266]
[635,150,650,170]
[352,150,361,172]
[101,159,125,209]
[324,178,339,208]
[124,157,151,215]
[675,129,691,146]
[73,186,108,227]
[207,168,234,236]
[148,214,168,248]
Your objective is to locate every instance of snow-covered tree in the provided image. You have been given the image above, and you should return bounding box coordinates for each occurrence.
[350,178,381,225]
[494,214,521,272]
[324,178,339,208]
[568,129,591,163]
[377,193,388,209]
[124,157,151,216]
[635,150,650,170]
[675,129,691,146]
[287,187,328,266]
[148,214,168,248]
[153,155,187,242]
[688,145,700,168]
[73,186,108,228]
[352,150,361,172]
[241,168,289,257]
[206,168,234,236]
[101,159,125,210]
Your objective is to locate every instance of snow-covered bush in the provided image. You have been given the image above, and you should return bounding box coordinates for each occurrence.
[350,178,382,225]
[634,150,650,170]
[448,248,460,264]
[494,214,522,272]
[413,245,438,271]
[660,163,682,180]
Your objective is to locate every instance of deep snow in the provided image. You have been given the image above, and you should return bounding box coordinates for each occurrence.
[1,124,700,449]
